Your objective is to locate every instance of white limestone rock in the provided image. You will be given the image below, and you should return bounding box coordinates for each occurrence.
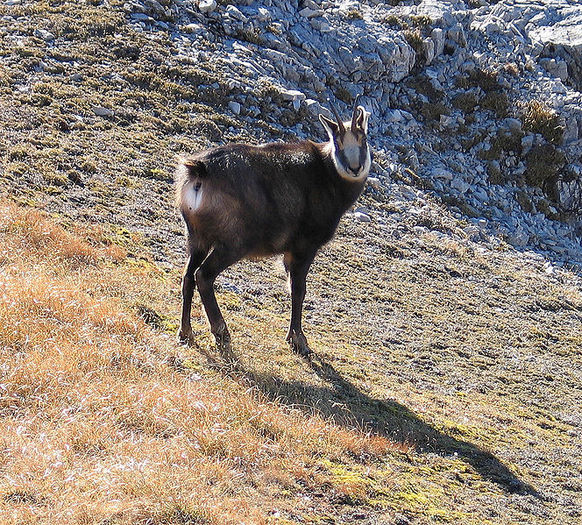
[198,0,216,14]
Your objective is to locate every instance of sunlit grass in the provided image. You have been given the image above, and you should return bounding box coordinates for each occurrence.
[0,200,401,524]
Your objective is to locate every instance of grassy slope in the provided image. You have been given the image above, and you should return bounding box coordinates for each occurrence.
[1,1,582,524]
[0,201,403,524]
[1,196,581,525]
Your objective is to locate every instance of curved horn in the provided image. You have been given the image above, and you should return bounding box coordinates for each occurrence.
[327,98,345,134]
[351,94,362,130]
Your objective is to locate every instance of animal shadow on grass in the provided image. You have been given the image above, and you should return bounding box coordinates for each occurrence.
[190,341,540,498]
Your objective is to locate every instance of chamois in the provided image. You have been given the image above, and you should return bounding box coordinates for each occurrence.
[175,99,371,355]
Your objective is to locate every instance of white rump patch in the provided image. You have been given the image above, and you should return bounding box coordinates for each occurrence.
[184,181,204,211]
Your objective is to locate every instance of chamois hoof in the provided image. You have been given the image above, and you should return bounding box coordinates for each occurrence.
[178,328,195,346]
[213,324,231,350]
[287,331,312,356]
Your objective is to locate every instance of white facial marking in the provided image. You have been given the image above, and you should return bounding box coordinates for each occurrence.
[342,133,361,170]
[359,147,371,178]
[332,129,370,182]
[320,109,372,182]
[332,144,370,182]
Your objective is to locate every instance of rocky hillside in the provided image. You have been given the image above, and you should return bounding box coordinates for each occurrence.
[1,0,582,267]
[1,0,582,524]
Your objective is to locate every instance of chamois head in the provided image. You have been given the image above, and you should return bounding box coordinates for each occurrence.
[319,96,371,182]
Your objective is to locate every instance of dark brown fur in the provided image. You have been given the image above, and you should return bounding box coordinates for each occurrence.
[176,106,370,354]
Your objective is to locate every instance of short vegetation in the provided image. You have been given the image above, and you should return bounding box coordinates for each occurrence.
[455,68,509,118]
[525,143,566,190]
[1,1,582,524]
[0,201,399,523]
[2,195,582,523]
[521,100,564,145]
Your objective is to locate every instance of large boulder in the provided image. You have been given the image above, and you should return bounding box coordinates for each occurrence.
[527,6,582,90]
[472,1,582,90]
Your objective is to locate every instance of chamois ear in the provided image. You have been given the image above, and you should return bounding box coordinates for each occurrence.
[354,106,370,134]
[319,113,340,141]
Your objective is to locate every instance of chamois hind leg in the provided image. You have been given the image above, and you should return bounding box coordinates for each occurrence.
[285,251,316,356]
[178,246,209,345]
[195,244,243,348]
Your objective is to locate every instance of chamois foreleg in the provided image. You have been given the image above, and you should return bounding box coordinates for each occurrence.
[178,246,208,345]
[285,251,316,356]
[195,244,242,348]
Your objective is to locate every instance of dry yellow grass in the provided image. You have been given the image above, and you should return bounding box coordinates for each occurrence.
[2,2,582,522]
[0,200,400,524]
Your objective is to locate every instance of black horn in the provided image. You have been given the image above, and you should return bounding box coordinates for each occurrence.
[327,98,346,134]
[351,94,362,130]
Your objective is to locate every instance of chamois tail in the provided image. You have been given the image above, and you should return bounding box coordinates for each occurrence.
[182,158,207,179]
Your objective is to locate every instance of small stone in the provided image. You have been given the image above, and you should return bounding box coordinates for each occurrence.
[472,186,489,202]
[448,23,467,47]
[386,109,403,123]
[303,0,321,9]
[367,177,382,191]
[508,230,529,247]
[439,114,455,129]
[198,0,216,14]
[451,177,470,194]
[225,5,246,21]
[504,118,522,133]
[394,513,411,525]
[280,89,305,102]
[544,262,555,275]
[310,18,331,32]
[353,211,371,223]
[521,135,534,155]
[304,99,322,116]
[483,20,501,34]
[432,167,454,181]
[228,101,241,115]
[93,106,114,117]
[130,13,151,22]
[423,38,435,65]
[431,28,445,57]
[563,116,579,143]
[184,23,203,33]
[33,28,55,42]
[539,58,568,82]
[299,7,323,18]
[257,7,271,22]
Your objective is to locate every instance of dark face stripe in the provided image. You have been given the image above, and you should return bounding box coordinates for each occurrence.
[335,135,368,175]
